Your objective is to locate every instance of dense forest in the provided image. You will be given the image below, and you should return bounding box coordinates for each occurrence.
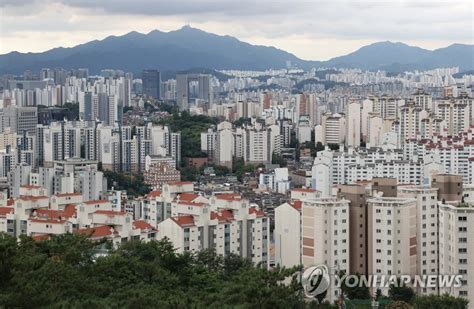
[0,233,469,308]
[0,233,302,308]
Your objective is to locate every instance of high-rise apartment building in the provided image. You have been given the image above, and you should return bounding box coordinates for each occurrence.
[301,197,350,302]
[368,197,417,294]
[142,69,161,100]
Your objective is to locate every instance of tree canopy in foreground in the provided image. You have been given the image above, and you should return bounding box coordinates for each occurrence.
[0,233,469,308]
[0,233,302,308]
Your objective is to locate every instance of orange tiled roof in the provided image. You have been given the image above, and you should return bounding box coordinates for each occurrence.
[94,210,127,216]
[0,207,14,217]
[20,185,41,189]
[76,225,115,238]
[170,215,195,227]
[215,193,242,201]
[133,220,155,230]
[248,207,265,217]
[30,218,67,224]
[18,195,48,201]
[210,209,234,222]
[147,190,162,197]
[177,193,199,202]
[55,192,82,197]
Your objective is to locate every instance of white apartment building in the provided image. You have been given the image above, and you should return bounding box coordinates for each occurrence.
[436,99,469,135]
[439,202,474,305]
[397,185,439,295]
[158,193,270,265]
[274,200,301,268]
[368,197,417,295]
[301,197,350,302]
[346,100,361,147]
[320,113,345,145]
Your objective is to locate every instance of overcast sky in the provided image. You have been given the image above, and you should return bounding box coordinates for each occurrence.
[0,0,473,60]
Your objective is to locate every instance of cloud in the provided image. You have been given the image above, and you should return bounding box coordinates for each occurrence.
[0,0,472,59]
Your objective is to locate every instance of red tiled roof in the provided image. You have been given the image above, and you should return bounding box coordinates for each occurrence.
[176,201,205,207]
[0,207,14,217]
[33,205,77,220]
[20,185,41,189]
[63,204,77,218]
[32,234,51,241]
[215,193,242,201]
[133,220,155,230]
[35,209,62,219]
[30,218,67,224]
[76,225,115,238]
[94,210,127,216]
[210,209,234,222]
[147,190,162,197]
[291,200,302,210]
[18,195,48,201]
[170,215,195,227]
[7,198,14,206]
[177,193,199,202]
[248,207,265,217]
[55,192,82,197]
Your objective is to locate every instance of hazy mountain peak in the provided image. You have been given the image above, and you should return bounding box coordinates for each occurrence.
[0,26,472,74]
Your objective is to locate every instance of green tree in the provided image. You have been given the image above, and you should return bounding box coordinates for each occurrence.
[389,280,416,304]
[340,273,371,300]
[104,171,151,196]
[386,300,412,309]
[414,294,469,309]
[272,151,287,167]
[0,233,307,308]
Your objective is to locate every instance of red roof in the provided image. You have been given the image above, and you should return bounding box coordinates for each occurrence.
[176,201,205,207]
[0,207,14,217]
[94,210,127,216]
[170,215,195,227]
[147,190,162,197]
[215,193,242,201]
[34,209,63,219]
[55,192,82,197]
[76,225,115,238]
[177,193,199,202]
[248,207,265,217]
[210,209,234,222]
[32,234,51,241]
[133,220,155,230]
[20,185,41,189]
[291,200,302,210]
[30,218,67,224]
[7,198,14,206]
[18,195,48,201]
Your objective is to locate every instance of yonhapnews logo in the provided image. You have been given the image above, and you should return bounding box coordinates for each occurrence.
[301,264,331,297]
[299,264,463,297]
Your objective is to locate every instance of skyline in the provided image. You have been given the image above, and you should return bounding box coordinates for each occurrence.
[1,0,473,60]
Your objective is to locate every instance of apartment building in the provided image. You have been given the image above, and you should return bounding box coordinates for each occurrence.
[438,202,474,305]
[158,193,270,265]
[368,196,417,294]
[301,197,350,302]
[398,185,439,295]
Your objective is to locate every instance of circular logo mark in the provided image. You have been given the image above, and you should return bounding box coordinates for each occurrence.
[301,264,330,297]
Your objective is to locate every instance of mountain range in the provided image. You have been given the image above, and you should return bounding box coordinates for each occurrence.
[0,26,473,75]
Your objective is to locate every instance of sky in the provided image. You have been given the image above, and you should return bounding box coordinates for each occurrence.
[0,0,473,60]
